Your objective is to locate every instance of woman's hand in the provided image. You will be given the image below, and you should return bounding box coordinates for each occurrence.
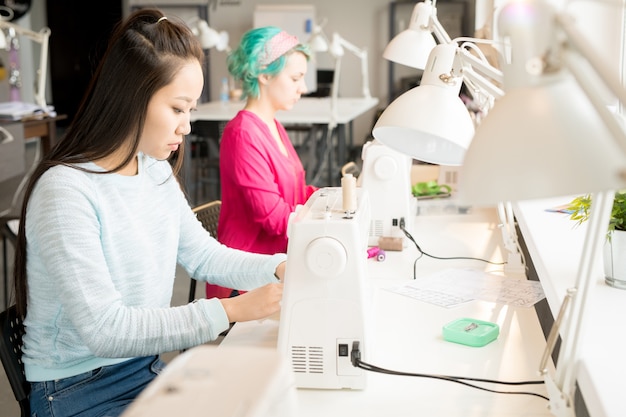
[220,282,283,323]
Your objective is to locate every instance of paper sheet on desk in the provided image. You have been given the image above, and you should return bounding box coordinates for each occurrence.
[386,268,545,308]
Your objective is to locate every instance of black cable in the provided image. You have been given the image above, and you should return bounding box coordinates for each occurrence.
[350,342,548,401]
[399,222,506,279]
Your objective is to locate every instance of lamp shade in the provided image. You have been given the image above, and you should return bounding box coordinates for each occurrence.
[373,44,475,166]
[329,33,344,58]
[196,20,229,51]
[308,26,328,52]
[459,72,626,206]
[383,1,436,70]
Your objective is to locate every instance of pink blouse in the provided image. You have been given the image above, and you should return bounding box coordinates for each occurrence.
[217,110,318,255]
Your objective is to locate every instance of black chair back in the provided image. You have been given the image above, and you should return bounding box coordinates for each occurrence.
[0,304,30,417]
[188,200,222,303]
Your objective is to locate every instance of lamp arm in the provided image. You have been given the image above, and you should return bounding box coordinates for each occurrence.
[36,29,49,109]
[0,20,48,44]
[330,54,341,130]
[429,13,452,44]
[557,12,626,158]
[545,191,614,417]
[461,64,505,100]
[0,21,50,109]
[458,48,503,87]
[454,47,504,111]
[334,35,371,99]
[558,13,626,108]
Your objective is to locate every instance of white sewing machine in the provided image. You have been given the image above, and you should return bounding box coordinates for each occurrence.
[120,345,299,417]
[359,139,413,247]
[277,186,370,390]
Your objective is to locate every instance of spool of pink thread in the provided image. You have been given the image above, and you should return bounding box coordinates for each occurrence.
[367,247,385,262]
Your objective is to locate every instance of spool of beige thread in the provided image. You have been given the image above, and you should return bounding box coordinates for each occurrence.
[341,173,357,214]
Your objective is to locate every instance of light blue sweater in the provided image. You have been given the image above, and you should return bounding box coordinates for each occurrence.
[22,154,286,382]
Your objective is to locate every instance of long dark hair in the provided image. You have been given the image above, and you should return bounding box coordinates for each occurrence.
[13,8,205,317]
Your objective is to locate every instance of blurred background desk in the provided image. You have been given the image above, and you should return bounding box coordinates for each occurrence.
[20,114,67,154]
[185,97,379,204]
[218,206,552,417]
[0,114,67,186]
[0,114,68,154]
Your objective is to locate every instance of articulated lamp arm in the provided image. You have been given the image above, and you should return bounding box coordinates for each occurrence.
[428,2,452,45]
[557,12,626,158]
[327,32,372,129]
[329,33,371,100]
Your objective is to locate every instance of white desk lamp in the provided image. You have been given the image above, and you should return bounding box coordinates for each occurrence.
[375,33,504,166]
[191,19,230,52]
[0,19,51,110]
[459,1,626,416]
[307,19,329,53]
[307,24,371,129]
[374,43,473,166]
[375,33,524,273]
[384,0,451,70]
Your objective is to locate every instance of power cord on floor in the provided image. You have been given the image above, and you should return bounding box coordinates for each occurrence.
[349,341,548,401]
[399,219,506,280]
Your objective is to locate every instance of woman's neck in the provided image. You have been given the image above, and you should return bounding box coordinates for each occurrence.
[244,99,287,157]
[244,98,276,126]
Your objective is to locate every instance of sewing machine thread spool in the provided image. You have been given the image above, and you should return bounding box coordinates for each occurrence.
[342,173,357,215]
[366,246,386,262]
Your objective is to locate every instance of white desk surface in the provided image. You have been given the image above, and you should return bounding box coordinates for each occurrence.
[221,206,552,417]
[191,96,380,125]
[514,198,626,417]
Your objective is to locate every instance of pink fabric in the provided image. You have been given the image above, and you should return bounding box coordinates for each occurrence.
[206,110,317,299]
[259,31,299,66]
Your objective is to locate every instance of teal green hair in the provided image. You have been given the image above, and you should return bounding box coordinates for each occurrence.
[227,26,310,100]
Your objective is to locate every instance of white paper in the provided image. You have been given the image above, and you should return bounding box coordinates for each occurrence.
[386,268,546,308]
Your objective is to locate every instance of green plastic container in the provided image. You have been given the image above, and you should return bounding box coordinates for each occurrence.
[442,318,499,347]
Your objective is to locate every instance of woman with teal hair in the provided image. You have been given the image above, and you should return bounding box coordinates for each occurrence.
[209,26,319,299]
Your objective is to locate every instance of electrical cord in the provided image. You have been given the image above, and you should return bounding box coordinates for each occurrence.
[349,342,548,401]
[399,219,506,280]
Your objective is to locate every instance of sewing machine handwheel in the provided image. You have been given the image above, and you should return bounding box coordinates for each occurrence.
[305,237,347,278]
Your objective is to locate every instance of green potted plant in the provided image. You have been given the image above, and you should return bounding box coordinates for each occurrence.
[567,191,626,236]
[566,191,626,289]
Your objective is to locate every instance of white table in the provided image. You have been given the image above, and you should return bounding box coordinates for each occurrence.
[189,97,379,186]
[514,198,626,417]
[220,206,552,417]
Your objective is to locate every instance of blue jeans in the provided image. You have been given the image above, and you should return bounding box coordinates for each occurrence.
[29,355,166,417]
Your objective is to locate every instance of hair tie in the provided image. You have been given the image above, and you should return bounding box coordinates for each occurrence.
[258,31,299,66]
[157,16,168,23]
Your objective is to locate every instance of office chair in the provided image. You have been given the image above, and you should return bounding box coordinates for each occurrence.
[1,217,18,310]
[0,304,29,417]
[188,200,221,303]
